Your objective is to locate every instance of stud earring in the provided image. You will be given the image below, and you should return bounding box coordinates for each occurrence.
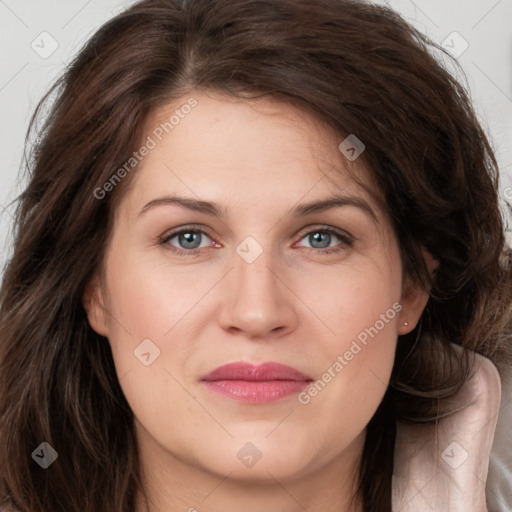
[403,322,409,326]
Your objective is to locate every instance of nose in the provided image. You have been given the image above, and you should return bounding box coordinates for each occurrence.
[217,246,299,339]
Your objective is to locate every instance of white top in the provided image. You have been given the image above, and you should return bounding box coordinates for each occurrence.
[487,363,512,512]
[392,346,509,511]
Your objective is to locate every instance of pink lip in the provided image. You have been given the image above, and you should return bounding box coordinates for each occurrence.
[200,362,313,403]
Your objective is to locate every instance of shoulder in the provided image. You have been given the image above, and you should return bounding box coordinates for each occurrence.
[392,347,502,511]
[487,361,512,512]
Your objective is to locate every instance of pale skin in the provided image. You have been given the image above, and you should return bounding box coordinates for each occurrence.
[84,92,434,512]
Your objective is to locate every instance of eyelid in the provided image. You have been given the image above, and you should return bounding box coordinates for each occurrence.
[159,224,217,246]
[293,224,354,244]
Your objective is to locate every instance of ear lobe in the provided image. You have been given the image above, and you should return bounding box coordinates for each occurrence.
[82,274,109,337]
[397,247,439,336]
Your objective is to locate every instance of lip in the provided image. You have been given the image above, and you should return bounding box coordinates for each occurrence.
[200,362,313,403]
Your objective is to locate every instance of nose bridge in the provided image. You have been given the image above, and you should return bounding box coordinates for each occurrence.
[234,237,281,306]
[217,235,297,337]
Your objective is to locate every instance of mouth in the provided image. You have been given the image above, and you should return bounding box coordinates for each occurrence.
[199,362,313,403]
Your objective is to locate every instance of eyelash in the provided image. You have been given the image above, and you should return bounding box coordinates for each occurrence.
[159,225,354,257]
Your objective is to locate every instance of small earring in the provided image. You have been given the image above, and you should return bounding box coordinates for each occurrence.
[403,322,409,326]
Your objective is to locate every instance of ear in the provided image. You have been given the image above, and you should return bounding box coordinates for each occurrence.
[82,273,109,337]
[397,247,439,336]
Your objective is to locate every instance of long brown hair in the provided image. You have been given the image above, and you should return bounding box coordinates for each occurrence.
[1,1,511,510]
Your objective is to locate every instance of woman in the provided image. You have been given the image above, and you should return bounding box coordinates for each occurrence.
[0,0,510,511]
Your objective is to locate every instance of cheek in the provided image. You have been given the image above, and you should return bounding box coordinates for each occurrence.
[99,256,200,434]
[99,253,223,407]
[296,309,397,467]
[103,255,216,340]
[293,258,400,437]
[294,250,402,348]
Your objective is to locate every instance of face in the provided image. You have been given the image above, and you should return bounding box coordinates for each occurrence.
[85,92,428,490]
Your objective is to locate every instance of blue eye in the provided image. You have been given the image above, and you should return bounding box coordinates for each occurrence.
[160,225,353,256]
[161,228,214,254]
[295,228,353,253]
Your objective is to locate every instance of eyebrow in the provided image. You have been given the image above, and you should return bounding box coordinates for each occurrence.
[138,194,378,222]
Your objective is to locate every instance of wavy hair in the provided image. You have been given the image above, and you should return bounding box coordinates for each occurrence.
[0,1,511,510]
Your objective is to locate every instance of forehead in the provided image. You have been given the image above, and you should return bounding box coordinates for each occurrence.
[121,92,385,218]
